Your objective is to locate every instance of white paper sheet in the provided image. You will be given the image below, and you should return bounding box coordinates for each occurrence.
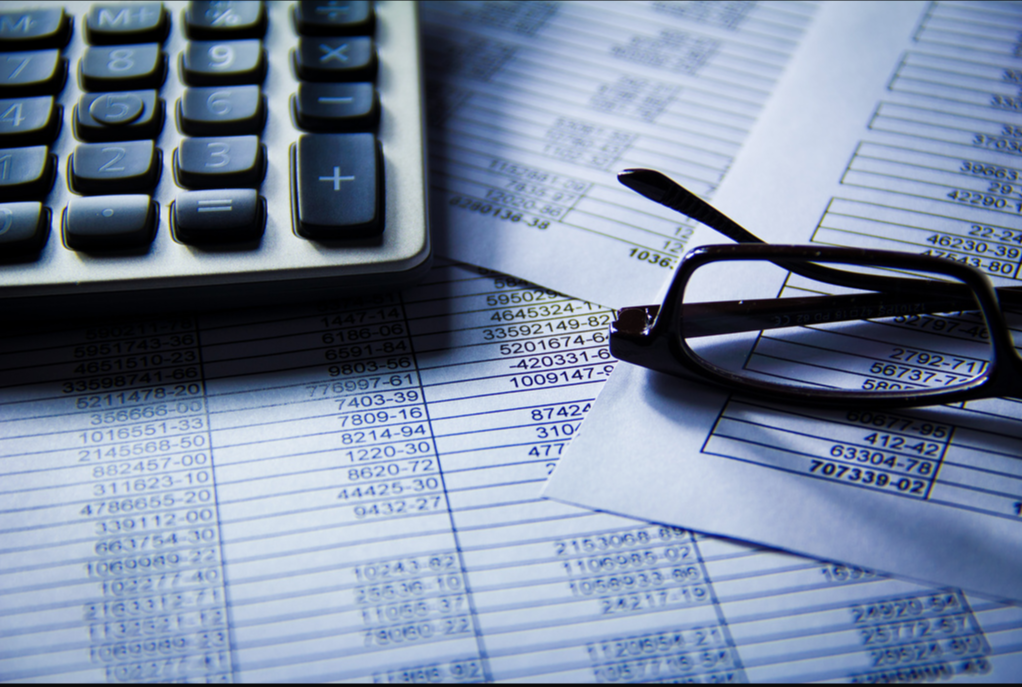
[422,0,816,309]
[546,0,1022,603]
[3,260,1022,681]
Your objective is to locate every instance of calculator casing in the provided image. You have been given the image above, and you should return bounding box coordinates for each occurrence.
[0,1,431,317]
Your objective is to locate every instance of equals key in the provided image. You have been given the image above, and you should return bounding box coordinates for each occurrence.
[172,189,266,245]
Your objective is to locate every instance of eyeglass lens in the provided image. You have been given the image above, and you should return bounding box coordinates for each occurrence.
[679,259,995,395]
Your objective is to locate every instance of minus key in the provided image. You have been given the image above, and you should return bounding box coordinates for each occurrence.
[293,82,378,132]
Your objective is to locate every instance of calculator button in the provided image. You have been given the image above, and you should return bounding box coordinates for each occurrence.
[85,3,169,46]
[0,50,66,97]
[294,1,373,36]
[294,83,376,132]
[177,85,265,136]
[181,40,266,86]
[79,44,166,91]
[63,195,157,251]
[294,37,375,82]
[0,8,72,52]
[174,135,265,189]
[292,133,381,239]
[0,96,61,147]
[0,146,54,201]
[0,201,48,260]
[185,1,266,40]
[88,92,143,124]
[75,90,164,142]
[172,188,265,244]
[69,140,160,195]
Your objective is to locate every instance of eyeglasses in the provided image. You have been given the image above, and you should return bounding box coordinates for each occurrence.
[613,168,1022,408]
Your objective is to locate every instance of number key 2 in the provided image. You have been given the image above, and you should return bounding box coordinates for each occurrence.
[69,140,160,195]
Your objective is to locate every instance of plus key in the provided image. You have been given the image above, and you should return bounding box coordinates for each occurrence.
[292,133,381,239]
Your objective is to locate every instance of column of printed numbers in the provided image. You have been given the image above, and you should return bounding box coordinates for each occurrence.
[411,268,615,483]
[316,299,445,522]
[584,624,740,682]
[565,529,744,683]
[197,294,483,680]
[404,265,741,680]
[558,528,710,616]
[320,300,479,668]
[846,590,992,682]
[353,552,476,673]
[695,542,998,681]
[706,403,953,499]
[65,319,231,683]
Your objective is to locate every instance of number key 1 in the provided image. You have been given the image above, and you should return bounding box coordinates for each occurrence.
[0,146,55,201]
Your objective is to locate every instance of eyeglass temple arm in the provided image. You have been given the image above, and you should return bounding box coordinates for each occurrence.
[673,290,975,338]
[617,287,975,341]
[618,168,1022,311]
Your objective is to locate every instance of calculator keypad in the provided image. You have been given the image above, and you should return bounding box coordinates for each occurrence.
[0,1,429,313]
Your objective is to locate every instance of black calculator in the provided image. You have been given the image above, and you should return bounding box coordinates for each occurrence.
[0,1,431,317]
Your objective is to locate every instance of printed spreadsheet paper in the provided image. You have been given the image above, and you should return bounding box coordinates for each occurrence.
[423,0,815,309]
[546,0,1022,604]
[3,260,1022,682]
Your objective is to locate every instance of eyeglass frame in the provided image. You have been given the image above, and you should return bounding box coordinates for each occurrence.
[612,170,1022,408]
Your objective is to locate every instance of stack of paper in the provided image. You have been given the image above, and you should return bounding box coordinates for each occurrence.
[546,0,1022,601]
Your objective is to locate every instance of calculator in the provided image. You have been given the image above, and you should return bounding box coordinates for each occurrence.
[0,1,431,317]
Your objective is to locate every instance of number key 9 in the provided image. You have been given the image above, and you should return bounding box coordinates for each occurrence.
[180,40,266,86]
